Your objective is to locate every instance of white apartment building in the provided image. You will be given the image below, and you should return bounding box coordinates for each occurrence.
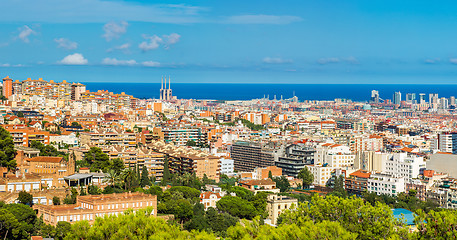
[220,158,234,175]
[368,173,405,196]
[310,143,355,186]
[382,153,426,180]
[314,144,355,168]
[308,165,335,186]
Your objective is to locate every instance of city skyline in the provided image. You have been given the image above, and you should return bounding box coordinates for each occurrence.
[2,1,457,83]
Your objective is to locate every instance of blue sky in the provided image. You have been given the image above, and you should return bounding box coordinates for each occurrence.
[1,0,457,84]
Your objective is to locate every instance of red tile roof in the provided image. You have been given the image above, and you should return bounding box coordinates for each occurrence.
[27,156,63,163]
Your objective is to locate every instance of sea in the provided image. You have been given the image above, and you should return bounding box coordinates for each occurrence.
[83,83,457,102]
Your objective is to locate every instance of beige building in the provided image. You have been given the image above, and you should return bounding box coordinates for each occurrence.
[148,141,220,181]
[200,191,222,210]
[35,192,157,226]
[266,194,298,225]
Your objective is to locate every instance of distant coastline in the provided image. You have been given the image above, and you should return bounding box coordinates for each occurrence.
[83,82,457,101]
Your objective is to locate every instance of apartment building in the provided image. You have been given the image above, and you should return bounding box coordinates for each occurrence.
[368,173,405,196]
[35,192,157,226]
[6,127,50,147]
[266,195,298,225]
[345,170,371,195]
[231,141,277,172]
[79,129,137,147]
[382,153,426,180]
[148,141,220,180]
[309,143,355,186]
[275,144,315,177]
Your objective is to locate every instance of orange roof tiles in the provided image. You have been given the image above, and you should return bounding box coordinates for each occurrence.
[28,156,63,163]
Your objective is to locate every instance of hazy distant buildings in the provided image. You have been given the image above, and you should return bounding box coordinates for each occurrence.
[406,93,416,104]
[393,91,401,105]
[419,93,426,104]
[370,90,379,103]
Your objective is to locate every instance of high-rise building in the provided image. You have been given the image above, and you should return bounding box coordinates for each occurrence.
[429,93,439,109]
[439,97,449,109]
[231,141,276,172]
[393,91,401,105]
[2,76,13,99]
[450,96,456,107]
[370,90,379,103]
[419,93,426,104]
[71,83,86,101]
[406,93,416,104]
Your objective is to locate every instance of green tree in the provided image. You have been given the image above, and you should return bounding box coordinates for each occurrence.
[64,207,215,239]
[63,188,78,204]
[186,140,197,147]
[161,156,171,185]
[273,176,290,192]
[17,191,33,205]
[71,122,81,127]
[140,165,151,187]
[3,203,37,239]
[0,126,17,171]
[83,147,109,172]
[216,196,257,219]
[279,195,405,239]
[0,208,20,240]
[55,221,71,240]
[16,111,24,118]
[415,209,457,239]
[298,166,314,189]
[87,185,102,195]
[268,170,273,180]
[52,196,60,205]
[331,175,348,197]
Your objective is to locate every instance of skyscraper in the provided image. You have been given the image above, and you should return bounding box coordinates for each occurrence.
[2,76,12,99]
[429,93,439,109]
[406,93,416,104]
[419,93,426,104]
[370,90,379,103]
[393,91,401,105]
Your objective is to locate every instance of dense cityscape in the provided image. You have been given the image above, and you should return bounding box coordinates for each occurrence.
[4,0,457,239]
[0,75,456,239]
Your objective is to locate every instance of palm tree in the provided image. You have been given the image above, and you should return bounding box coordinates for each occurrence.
[121,168,137,191]
[104,169,121,187]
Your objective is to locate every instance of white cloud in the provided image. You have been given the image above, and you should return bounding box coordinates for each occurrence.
[139,33,181,51]
[102,58,137,66]
[344,56,359,64]
[103,21,128,41]
[224,15,303,24]
[54,38,78,50]
[262,57,292,64]
[59,53,88,65]
[142,61,160,67]
[450,59,457,64]
[317,57,340,64]
[107,43,131,53]
[425,58,440,64]
[163,33,181,48]
[139,35,163,52]
[18,25,36,43]
[0,63,24,67]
